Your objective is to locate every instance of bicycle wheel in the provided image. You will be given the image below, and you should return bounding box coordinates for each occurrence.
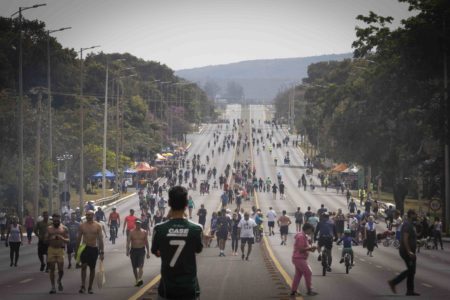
[393,239,400,249]
[383,239,390,247]
[346,264,349,274]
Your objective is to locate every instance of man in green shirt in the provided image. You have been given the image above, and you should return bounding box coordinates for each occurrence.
[151,186,203,300]
[34,211,50,272]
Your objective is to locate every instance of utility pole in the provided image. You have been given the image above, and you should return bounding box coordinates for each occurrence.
[443,18,449,232]
[47,26,71,214]
[34,89,43,220]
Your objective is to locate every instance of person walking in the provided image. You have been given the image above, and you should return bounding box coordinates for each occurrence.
[24,213,35,244]
[334,209,346,239]
[187,196,195,219]
[76,210,105,294]
[294,207,304,233]
[6,216,23,267]
[216,209,231,256]
[365,216,377,257]
[65,212,80,269]
[197,204,207,228]
[278,210,292,245]
[230,213,240,256]
[238,212,257,260]
[290,223,318,297]
[266,207,277,236]
[46,214,69,294]
[123,209,138,238]
[432,217,444,250]
[126,219,150,287]
[388,209,420,296]
[151,186,203,300]
[34,211,50,272]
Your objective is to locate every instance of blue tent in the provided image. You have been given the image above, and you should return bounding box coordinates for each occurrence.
[91,169,116,180]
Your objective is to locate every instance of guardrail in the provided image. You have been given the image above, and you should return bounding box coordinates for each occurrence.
[93,193,121,207]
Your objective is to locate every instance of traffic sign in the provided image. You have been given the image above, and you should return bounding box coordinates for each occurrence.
[429,199,441,211]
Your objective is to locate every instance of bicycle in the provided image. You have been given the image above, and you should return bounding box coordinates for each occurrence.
[320,247,331,276]
[255,224,263,243]
[343,251,352,274]
[381,231,400,249]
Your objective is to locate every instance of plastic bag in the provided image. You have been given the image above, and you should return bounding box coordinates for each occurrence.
[76,243,86,264]
[96,260,106,289]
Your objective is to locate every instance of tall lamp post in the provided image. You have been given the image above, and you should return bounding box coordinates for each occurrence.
[79,45,100,212]
[47,26,71,214]
[11,3,46,222]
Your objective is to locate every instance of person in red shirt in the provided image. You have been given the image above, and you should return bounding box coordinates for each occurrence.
[122,209,137,238]
[108,207,120,239]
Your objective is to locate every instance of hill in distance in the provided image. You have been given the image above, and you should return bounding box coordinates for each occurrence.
[175,53,352,103]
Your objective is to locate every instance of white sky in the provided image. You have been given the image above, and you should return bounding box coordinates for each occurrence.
[2,0,415,70]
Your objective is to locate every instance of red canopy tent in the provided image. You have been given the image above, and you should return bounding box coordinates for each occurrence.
[135,162,157,173]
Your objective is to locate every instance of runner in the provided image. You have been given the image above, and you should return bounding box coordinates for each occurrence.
[266,207,277,236]
[279,181,285,200]
[34,211,50,272]
[238,212,257,260]
[126,219,150,287]
[76,210,105,294]
[46,214,69,294]
[24,212,35,244]
[123,209,138,238]
[6,216,23,267]
[65,212,80,269]
[290,223,318,297]
[230,213,240,256]
[188,195,195,219]
[277,210,291,245]
[151,186,203,300]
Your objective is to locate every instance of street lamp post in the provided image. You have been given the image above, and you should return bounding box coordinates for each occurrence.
[79,45,100,212]
[11,3,46,222]
[47,26,71,214]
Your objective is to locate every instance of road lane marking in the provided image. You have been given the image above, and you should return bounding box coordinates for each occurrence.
[421,283,432,288]
[128,274,161,300]
[19,278,33,284]
[359,258,366,262]
[376,265,382,269]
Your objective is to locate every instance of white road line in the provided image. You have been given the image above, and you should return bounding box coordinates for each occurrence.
[421,283,433,288]
[376,265,382,268]
[19,278,33,284]
[359,258,366,262]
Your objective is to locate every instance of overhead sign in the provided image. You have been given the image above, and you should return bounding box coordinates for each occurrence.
[429,199,441,211]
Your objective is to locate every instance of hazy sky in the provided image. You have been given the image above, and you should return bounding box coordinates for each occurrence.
[2,0,415,70]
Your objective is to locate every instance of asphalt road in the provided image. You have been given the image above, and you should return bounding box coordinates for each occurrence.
[1,104,448,300]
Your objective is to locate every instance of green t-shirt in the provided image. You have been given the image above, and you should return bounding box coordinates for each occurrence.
[151,218,203,299]
[34,220,50,241]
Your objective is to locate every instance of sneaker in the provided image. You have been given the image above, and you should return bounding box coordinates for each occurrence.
[406,291,420,296]
[387,280,397,294]
[339,258,344,264]
[307,290,318,296]
[326,267,332,272]
[88,288,94,294]
[58,281,63,291]
[317,255,322,261]
[242,254,245,260]
[49,288,56,294]
[40,263,45,272]
[79,286,86,294]
[136,280,143,287]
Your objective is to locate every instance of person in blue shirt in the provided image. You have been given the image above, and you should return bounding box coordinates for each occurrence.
[314,212,337,271]
[337,229,358,265]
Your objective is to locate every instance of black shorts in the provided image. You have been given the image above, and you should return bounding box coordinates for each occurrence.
[217,231,228,240]
[268,221,275,228]
[67,242,77,254]
[80,246,99,269]
[38,240,48,256]
[295,220,303,224]
[241,237,254,245]
[318,236,333,250]
[130,247,146,269]
[280,226,289,235]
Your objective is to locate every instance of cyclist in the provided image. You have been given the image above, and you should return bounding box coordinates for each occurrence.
[108,207,120,240]
[314,212,337,272]
[337,229,358,266]
[254,210,264,242]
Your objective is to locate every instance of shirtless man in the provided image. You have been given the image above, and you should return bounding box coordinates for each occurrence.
[277,210,292,245]
[76,210,104,294]
[45,214,69,294]
[126,219,150,287]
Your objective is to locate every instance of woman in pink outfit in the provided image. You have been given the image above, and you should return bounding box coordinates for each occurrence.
[290,222,318,296]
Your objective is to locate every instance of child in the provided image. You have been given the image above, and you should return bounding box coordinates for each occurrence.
[337,229,358,265]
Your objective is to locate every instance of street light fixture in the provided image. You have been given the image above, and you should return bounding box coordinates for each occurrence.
[79,45,100,212]
[47,26,71,215]
[11,3,47,222]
